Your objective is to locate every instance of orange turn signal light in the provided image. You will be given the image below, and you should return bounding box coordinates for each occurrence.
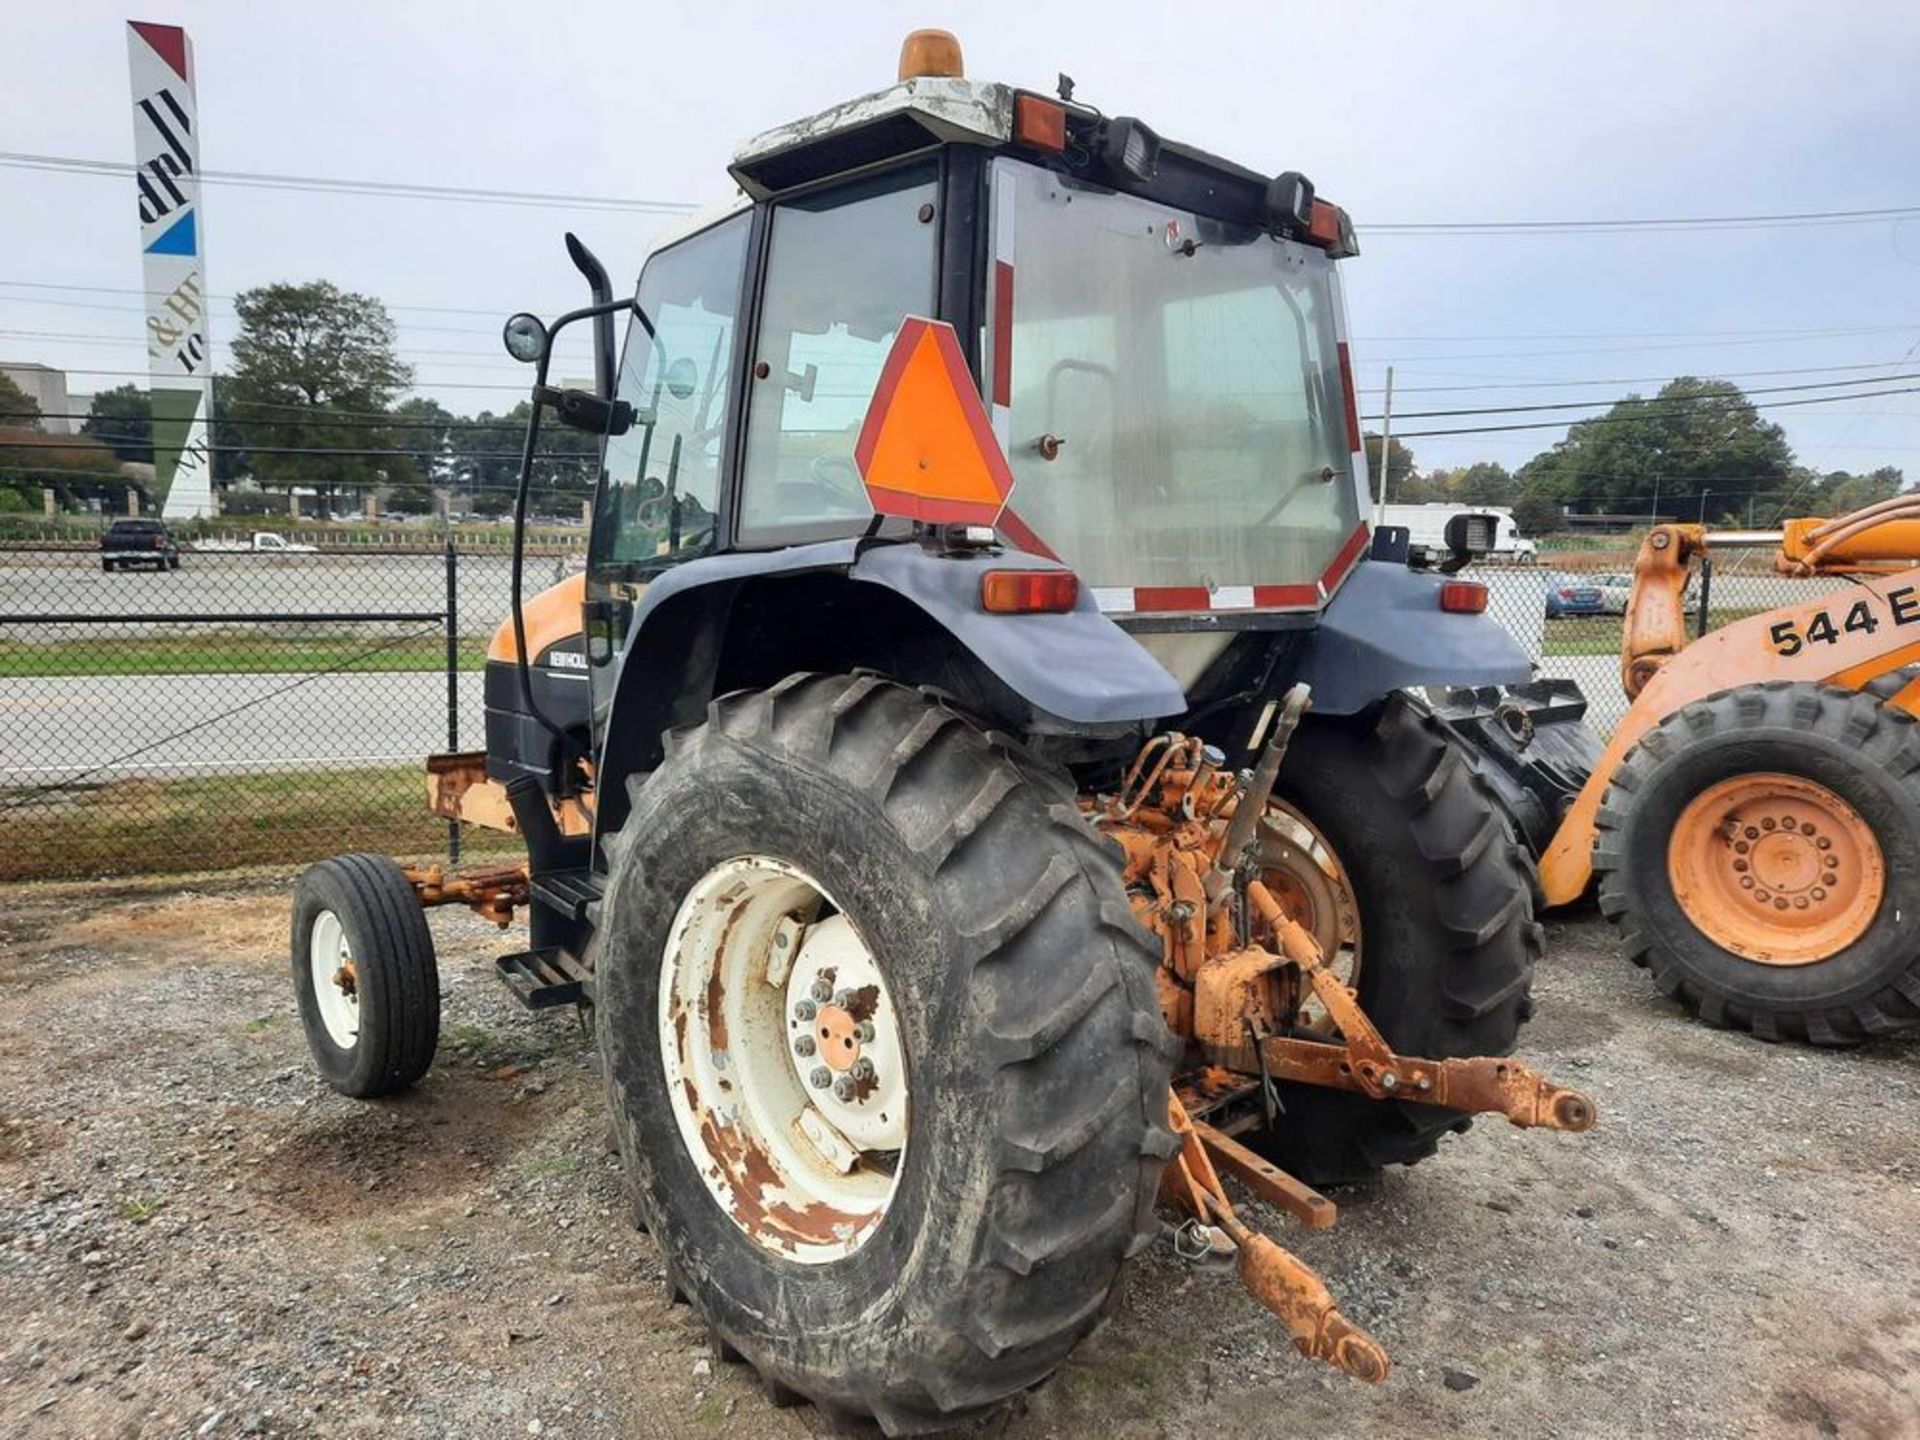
[1014,94,1067,153]
[1307,199,1344,248]
[1440,580,1488,614]
[982,569,1079,614]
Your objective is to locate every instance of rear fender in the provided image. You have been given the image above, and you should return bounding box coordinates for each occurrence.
[1291,560,1531,714]
[597,540,1184,823]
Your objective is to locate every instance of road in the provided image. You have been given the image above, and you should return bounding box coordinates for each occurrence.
[0,670,485,783]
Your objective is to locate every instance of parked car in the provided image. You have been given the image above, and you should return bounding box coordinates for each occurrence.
[1589,572,1634,614]
[1545,573,1607,617]
[100,518,179,572]
[192,531,319,554]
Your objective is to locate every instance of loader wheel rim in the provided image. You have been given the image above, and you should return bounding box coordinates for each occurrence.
[1259,801,1361,1029]
[1668,772,1884,965]
[308,909,359,1049]
[657,855,906,1265]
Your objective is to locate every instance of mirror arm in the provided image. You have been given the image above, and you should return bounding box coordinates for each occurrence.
[565,232,617,399]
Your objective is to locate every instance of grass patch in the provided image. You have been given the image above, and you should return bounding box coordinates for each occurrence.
[242,1015,279,1035]
[519,1153,583,1182]
[1,764,519,882]
[0,631,489,678]
[116,1196,165,1223]
[1541,608,1769,656]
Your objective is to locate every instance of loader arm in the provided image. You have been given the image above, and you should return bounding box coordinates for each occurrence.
[1540,564,1920,905]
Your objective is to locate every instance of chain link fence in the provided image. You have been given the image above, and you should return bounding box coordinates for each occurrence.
[1477,543,1860,735]
[2,526,1862,883]
[0,535,580,882]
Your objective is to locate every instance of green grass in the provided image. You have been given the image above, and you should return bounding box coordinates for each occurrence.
[0,631,489,678]
[1,764,519,882]
[1541,608,1769,656]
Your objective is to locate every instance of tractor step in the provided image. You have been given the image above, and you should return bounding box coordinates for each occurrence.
[529,869,604,924]
[495,947,593,1010]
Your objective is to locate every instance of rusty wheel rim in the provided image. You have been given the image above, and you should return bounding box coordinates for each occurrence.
[1667,772,1884,965]
[1258,801,1360,1029]
[658,856,906,1264]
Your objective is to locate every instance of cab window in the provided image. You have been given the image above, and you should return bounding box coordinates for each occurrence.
[736,163,939,547]
[591,212,750,577]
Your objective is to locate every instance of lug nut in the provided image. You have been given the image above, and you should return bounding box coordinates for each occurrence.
[1762,817,1777,831]
[1740,876,1755,889]
[1380,1072,1400,1092]
[850,1058,876,1082]
[1812,886,1827,900]
[794,1035,816,1058]
[1734,840,1750,855]
[793,998,816,1021]
[809,978,832,1003]
[809,1066,831,1090]
[1782,816,1798,831]
[1816,836,1833,850]
[1733,860,1749,873]
[1745,827,1760,840]
[832,1077,857,1102]
[832,989,854,1010]
[853,1021,876,1044]
[1794,897,1809,909]
[1774,898,1789,911]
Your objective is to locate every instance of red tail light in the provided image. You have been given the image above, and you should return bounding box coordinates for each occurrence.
[1440,580,1487,614]
[981,569,1078,614]
[153,536,165,549]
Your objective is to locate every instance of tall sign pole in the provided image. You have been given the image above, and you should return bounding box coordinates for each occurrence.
[126,20,214,518]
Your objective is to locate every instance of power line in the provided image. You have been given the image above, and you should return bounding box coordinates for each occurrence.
[1356,360,1919,395]
[1362,203,1920,235]
[0,151,700,215]
[1363,371,1920,423]
[1393,383,1920,438]
[0,279,576,321]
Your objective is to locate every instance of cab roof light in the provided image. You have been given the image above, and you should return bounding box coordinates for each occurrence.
[1306,199,1344,248]
[898,28,964,81]
[1266,171,1315,233]
[1440,580,1488,614]
[981,569,1079,614]
[1099,117,1161,181]
[1014,93,1067,153]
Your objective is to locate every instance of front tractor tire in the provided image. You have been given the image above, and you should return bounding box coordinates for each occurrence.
[292,854,440,1096]
[1256,694,1544,1186]
[595,674,1176,1434]
[1594,681,1920,1043]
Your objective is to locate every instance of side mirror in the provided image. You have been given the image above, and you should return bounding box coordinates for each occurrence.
[537,384,634,437]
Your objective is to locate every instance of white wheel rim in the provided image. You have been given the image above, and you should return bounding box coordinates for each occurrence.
[658,856,908,1265]
[309,909,360,1050]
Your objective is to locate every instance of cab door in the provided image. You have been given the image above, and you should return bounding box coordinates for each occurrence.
[584,212,751,737]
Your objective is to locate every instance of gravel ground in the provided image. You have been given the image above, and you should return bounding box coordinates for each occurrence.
[1,873,1914,1440]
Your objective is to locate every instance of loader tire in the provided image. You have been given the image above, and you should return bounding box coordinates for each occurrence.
[1254,693,1544,1186]
[594,673,1177,1435]
[1595,681,1920,1043]
[292,854,440,1096]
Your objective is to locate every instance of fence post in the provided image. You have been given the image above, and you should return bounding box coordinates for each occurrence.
[1694,551,1713,640]
[444,533,462,865]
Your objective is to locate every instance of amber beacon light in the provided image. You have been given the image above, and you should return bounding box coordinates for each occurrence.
[899,28,964,80]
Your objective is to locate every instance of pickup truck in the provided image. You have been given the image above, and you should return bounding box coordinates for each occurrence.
[100,518,180,572]
[193,531,319,554]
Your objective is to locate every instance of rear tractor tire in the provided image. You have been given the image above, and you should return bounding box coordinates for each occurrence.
[1252,693,1544,1187]
[594,673,1176,1434]
[1595,681,1920,1043]
[292,854,440,1096]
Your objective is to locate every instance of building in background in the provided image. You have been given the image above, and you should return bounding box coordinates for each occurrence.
[0,362,89,435]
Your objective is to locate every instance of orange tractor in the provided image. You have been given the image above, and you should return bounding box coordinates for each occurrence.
[1456,500,1920,1044]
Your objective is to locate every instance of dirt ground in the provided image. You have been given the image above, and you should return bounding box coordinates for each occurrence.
[0,872,1914,1440]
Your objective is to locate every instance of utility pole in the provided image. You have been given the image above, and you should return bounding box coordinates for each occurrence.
[1650,476,1660,526]
[1698,489,1710,524]
[1372,365,1394,528]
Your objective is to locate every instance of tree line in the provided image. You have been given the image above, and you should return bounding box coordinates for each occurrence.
[2,281,1907,529]
[0,280,596,518]
[1364,375,1905,533]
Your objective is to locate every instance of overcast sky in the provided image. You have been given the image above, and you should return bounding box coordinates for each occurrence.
[6,1,1919,497]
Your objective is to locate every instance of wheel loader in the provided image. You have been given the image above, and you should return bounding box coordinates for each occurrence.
[290,31,1596,1431]
[1446,504,1920,1045]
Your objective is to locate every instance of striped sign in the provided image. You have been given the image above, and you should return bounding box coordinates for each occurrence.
[127,20,214,518]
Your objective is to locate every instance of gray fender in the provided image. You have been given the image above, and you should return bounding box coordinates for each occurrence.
[615,537,1186,729]
[1292,559,1531,714]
